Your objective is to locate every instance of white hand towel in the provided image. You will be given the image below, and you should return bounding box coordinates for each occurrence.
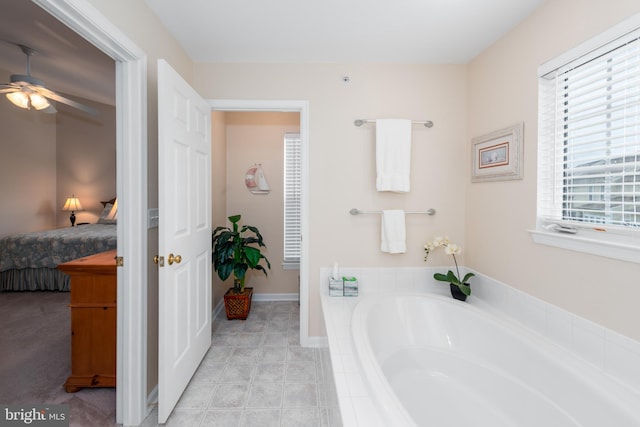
[376,119,412,192]
[381,210,406,254]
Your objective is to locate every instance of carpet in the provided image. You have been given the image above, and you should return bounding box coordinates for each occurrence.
[0,291,117,426]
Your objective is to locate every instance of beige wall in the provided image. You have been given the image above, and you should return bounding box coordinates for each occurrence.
[211,111,228,307]
[55,101,116,227]
[0,70,115,235]
[466,0,640,341]
[194,63,468,336]
[0,85,57,236]
[222,112,300,295]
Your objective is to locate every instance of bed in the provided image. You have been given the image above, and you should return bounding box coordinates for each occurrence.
[0,201,117,291]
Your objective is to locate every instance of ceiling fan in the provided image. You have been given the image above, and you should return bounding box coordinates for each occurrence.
[0,44,97,115]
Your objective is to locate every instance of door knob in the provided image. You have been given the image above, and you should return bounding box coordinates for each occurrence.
[167,253,182,265]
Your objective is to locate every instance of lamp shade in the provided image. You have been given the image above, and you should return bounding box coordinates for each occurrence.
[6,91,50,110]
[62,196,83,212]
[62,195,82,227]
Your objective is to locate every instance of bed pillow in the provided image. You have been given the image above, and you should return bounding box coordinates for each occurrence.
[97,203,117,224]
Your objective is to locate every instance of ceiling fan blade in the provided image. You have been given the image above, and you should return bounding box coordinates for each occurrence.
[37,86,98,116]
[0,82,19,89]
[43,103,58,114]
[0,87,18,94]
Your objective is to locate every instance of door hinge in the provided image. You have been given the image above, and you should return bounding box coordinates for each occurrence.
[115,256,124,267]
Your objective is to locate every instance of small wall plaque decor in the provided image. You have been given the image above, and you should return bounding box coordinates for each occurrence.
[245,164,271,194]
[471,122,523,182]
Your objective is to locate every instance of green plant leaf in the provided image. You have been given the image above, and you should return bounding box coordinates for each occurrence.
[445,270,459,284]
[462,272,475,283]
[458,283,471,296]
[244,225,265,243]
[253,264,269,277]
[244,246,261,267]
[234,264,248,280]
[212,225,230,235]
[243,236,261,246]
[433,272,450,282]
[216,263,233,281]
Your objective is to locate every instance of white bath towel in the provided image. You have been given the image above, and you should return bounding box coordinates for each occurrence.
[381,210,406,254]
[376,119,412,192]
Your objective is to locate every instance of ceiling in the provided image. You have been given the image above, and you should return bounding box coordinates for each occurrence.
[144,0,544,63]
[0,0,115,107]
[0,0,544,107]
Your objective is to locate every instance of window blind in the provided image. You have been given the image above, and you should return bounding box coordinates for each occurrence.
[284,133,301,265]
[538,30,640,230]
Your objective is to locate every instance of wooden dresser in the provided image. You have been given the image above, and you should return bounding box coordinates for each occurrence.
[58,249,117,392]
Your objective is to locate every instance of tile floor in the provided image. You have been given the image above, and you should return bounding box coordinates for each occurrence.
[142,301,342,427]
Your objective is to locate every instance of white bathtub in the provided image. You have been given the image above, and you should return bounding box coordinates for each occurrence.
[352,294,640,427]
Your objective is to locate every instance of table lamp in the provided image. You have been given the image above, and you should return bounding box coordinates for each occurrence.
[62,195,83,226]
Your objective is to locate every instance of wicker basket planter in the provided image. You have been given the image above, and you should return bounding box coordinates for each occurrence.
[223,287,253,320]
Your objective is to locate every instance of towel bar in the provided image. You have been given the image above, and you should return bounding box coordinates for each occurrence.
[354,119,434,128]
[350,208,436,216]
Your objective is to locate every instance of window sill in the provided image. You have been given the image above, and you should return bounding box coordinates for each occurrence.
[529,229,640,264]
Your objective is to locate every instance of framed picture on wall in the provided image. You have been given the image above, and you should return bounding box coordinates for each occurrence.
[471,122,523,182]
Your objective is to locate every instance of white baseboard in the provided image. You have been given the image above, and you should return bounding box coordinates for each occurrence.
[253,292,299,302]
[147,384,158,405]
[212,299,224,321]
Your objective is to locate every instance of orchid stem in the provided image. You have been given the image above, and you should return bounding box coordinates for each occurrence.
[452,252,461,284]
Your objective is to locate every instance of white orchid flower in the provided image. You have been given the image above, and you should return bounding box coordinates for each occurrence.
[424,236,473,298]
[445,243,462,255]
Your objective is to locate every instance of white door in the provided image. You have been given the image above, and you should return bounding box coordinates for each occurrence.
[157,59,212,423]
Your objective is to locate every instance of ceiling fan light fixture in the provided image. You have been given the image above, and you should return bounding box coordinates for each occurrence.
[6,90,50,110]
[29,92,50,110]
[6,91,29,109]
[2,44,95,115]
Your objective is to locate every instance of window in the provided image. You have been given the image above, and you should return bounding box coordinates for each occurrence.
[534,18,640,263]
[283,133,301,268]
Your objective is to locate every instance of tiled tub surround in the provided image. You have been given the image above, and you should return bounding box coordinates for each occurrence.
[320,267,640,427]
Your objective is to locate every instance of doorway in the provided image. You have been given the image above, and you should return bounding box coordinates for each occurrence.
[34,0,148,425]
[210,100,310,346]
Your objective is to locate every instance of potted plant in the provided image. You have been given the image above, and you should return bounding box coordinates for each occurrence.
[423,236,474,301]
[212,214,271,319]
